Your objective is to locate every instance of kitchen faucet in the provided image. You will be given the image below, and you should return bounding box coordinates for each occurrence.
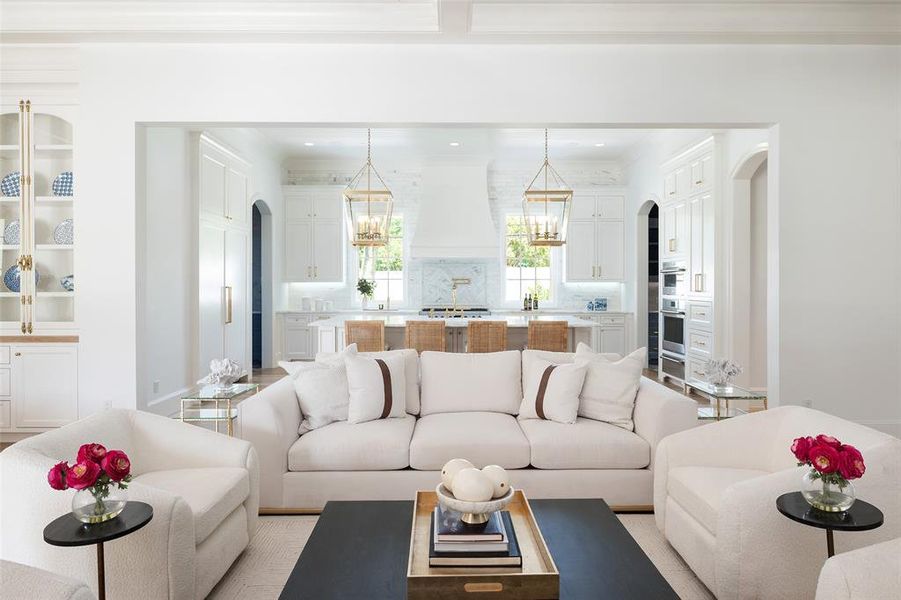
[450,278,471,312]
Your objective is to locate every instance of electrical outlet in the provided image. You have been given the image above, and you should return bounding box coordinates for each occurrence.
[153,380,160,394]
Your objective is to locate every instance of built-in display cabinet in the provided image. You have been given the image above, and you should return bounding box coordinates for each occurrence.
[659,138,718,384]
[565,193,625,282]
[0,99,79,436]
[283,185,345,283]
[196,134,251,379]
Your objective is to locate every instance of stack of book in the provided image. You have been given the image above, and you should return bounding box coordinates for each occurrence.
[428,505,522,568]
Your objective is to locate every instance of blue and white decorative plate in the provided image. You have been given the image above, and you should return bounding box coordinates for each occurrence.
[53,219,73,245]
[4,264,39,293]
[52,171,73,197]
[4,220,19,245]
[60,274,74,292]
[1,171,20,197]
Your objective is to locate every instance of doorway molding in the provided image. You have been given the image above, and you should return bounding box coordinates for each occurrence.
[635,196,660,367]
[728,143,769,391]
[252,196,274,369]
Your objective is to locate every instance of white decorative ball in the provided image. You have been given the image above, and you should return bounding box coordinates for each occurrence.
[481,465,510,499]
[441,458,475,490]
[451,468,494,502]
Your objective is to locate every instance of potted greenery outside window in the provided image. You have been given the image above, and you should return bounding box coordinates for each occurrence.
[357,278,375,309]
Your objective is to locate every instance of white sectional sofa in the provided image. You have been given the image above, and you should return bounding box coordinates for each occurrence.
[238,349,698,511]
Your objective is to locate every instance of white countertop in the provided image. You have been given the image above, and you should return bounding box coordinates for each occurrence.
[279,309,630,317]
[308,314,599,328]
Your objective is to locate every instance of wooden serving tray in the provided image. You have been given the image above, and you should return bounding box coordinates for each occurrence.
[407,490,559,600]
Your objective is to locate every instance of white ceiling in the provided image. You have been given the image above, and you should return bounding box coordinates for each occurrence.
[2,1,898,44]
[254,126,674,163]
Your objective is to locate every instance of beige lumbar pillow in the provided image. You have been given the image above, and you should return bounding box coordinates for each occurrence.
[344,353,407,424]
[519,357,586,424]
[575,344,647,431]
[293,363,350,435]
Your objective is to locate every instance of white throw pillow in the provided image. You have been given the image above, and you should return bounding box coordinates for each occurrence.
[575,346,647,431]
[359,348,421,415]
[345,353,407,424]
[519,357,586,424]
[314,343,358,367]
[293,363,350,435]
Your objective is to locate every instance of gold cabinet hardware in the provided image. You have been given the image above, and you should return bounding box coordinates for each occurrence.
[26,322,32,334]
[313,266,318,278]
[694,273,704,292]
[224,286,233,324]
[307,266,312,278]
[668,239,676,252]
[695,179,703,185]
[20,323,26,333]
[591,265,597,279]
[14,352,21,357]
[597,265,601,278]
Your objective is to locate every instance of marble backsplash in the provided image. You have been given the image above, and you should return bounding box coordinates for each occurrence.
[421,261,489,307]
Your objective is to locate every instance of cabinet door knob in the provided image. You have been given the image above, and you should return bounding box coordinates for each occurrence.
[14,352,21,357]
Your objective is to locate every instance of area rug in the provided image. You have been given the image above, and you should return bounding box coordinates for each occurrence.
[209,514,713,599]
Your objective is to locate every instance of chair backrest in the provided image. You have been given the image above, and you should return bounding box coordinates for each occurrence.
[345,320,385,353]
[405,320,446,353]
[467,321,508,353]
[527,321,568,352]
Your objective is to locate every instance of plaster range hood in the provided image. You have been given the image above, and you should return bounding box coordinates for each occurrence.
[411,164,499,259]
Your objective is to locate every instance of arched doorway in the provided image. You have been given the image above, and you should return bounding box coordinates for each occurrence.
[636,198,660,370]
[252,199,273,369]
[730,144,768,391]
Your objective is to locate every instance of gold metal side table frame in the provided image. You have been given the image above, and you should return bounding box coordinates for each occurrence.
[683,380,768,421]
[179,383,260,436]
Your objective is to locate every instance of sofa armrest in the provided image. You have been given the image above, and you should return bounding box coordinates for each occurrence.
[815,538,901,600]
[0,447,195,600]
[237,376,301,509]
[633,377,697,471]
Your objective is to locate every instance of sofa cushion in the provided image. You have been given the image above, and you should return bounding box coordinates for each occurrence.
[420,351,522,416]
[288,414,416,471]
[667,466,768,534]
[519,417,651,469]
[575,345,646,431]
[519,359,586,424]
[316,346,422,415]
[293,362,349,435]
[409,412,530,470]
[134,467,249,544]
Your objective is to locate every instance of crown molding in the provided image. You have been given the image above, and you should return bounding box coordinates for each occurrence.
[0,1,898,44]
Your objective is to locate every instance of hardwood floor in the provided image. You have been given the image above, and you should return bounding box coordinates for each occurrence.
[250,366,289,389]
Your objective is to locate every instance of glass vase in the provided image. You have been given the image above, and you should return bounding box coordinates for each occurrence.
[801,470,855,513]
[71,487,128,524]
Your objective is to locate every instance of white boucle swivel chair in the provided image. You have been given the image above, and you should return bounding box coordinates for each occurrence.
[1,559,95,600]
[815,538,901,600]
[0,409,259,600]
[654,406,901,600]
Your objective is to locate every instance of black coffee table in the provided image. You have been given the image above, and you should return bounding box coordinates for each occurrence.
[280,499,677,599]
[44,502,153,600]
[776,492,883,558]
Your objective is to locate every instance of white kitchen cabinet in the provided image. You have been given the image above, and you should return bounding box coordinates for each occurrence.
[197,134,251,378]
[661,200,687,259]
[596,221,624,281]
[284,186,345,283]
[688,192,714,297]
[675,166,691,197]
[12,345,78,429]
[566,194,625,282]
[0,401,10,429]
[598,326,626,355]
[281,313,334,360]
[691,153,713,192]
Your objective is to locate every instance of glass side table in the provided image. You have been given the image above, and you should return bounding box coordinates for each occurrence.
[683,380,767,421]
[180,383,260,436]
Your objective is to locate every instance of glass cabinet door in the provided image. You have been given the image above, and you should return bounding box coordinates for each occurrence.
[0,103,75,333]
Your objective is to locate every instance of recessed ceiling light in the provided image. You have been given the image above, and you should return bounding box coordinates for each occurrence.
[304,142,315,147]
[449,142,461,147]
[594,143,605,147]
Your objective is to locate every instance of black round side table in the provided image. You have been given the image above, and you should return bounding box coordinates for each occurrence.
[43,501,153,600]
[776,492,883,557]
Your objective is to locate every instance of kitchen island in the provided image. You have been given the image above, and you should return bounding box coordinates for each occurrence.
[309,313,606,354]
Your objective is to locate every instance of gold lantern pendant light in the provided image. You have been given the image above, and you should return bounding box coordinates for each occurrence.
[344,128,394,247]
[523,129,572,246]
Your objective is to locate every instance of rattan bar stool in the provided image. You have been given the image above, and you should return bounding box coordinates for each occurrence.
[527,321,568,352]
[405,320,446,353]
[344,320,385,352]
[467,321,508,353]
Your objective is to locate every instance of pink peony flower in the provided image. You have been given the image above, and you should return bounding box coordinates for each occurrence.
[815,434,842,449]
[76,443,107,464]
[838,445,866,480]
[67,460,101,490]
[47,461,69,490]
[809,444,841,474]
[101,450,131,482]
[791,436,815,463]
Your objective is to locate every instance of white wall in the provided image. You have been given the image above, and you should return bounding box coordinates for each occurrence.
[15,42,896,434]
[749,160,768,389]
[136,126,283,416]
